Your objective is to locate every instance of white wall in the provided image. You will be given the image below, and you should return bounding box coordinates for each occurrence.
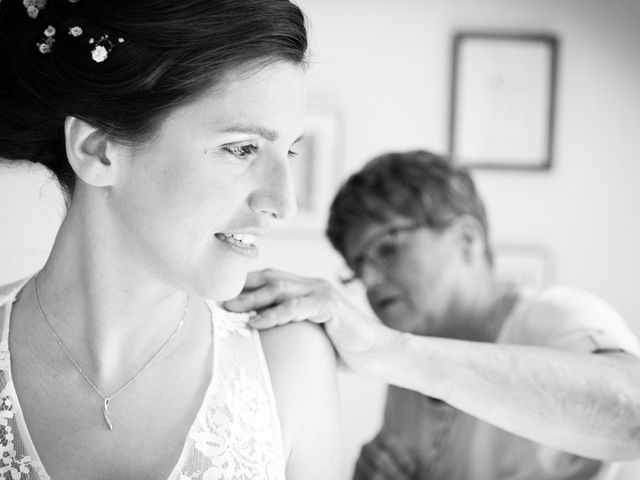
[2,1,640,478]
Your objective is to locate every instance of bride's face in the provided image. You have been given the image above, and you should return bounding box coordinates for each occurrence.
[109,61,306,300]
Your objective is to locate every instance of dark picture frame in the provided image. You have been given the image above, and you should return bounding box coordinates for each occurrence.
[448,32,559,170]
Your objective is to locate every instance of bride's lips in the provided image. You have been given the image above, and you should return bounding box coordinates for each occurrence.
[214,232,260,257]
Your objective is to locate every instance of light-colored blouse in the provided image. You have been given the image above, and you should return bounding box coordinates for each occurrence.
[380,286,640,480]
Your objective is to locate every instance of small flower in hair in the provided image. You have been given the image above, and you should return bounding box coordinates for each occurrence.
[37,42,51,54]
[68,26,83,37]
[89,34,124,63]
[37,25,56,54]
[23,0,46,19]
[91,44,108,63]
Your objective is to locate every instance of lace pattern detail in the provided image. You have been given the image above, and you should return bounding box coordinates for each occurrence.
[177,364,283,479]
[174,305,285,480]
[0,349,45,480]
[213,308,253,339]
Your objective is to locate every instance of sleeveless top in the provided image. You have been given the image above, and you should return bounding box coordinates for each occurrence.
[0,279,286,480]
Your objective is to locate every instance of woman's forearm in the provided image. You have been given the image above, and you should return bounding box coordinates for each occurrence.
[376,332,640,461]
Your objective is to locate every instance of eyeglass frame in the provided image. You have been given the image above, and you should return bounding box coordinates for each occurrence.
[340,222,424,285]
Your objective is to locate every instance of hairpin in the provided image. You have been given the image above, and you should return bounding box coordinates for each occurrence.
[36,25,56,54]
[89,34,124,63]
[23,0,46,19]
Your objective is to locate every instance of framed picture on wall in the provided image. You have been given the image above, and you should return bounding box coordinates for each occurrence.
[275,106,343,233]
[448,32,559,170]
[493,244,554,290]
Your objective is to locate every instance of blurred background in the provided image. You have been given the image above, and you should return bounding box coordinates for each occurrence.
[1,0,639,478]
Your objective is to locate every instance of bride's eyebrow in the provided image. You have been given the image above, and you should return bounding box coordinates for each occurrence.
[220,125,304,144]
[220,124,279,141]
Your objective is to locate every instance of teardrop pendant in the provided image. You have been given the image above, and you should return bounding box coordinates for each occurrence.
[102,397,113,430]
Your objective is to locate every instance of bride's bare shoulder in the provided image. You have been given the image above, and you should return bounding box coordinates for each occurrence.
[259,321,337,400]
[260,321,335,366]
[259,322,341,478]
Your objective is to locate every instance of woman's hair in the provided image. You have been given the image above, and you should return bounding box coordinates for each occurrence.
[326,150,493,264]
[0,0,308,199]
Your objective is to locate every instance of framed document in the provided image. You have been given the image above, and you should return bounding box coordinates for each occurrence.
[449,32,559,170]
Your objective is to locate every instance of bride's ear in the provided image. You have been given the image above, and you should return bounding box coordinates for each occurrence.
[64,116,122,187]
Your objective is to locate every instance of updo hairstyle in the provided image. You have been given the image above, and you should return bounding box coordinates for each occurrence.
[0,0,308,199]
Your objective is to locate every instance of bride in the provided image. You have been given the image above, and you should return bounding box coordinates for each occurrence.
[0,0,340,478]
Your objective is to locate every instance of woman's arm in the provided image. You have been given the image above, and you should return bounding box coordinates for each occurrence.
[227,269,640,462]
[260,321,341,479]
[378,332,640,461]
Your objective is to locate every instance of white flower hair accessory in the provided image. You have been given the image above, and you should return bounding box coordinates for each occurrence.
[89,34,124,63]
[68,26,83,37]
[23,0,78,18]
[36,24,56,54]
[23,0,46,19]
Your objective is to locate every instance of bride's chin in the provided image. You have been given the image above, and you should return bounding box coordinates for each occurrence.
[200,271,247,302]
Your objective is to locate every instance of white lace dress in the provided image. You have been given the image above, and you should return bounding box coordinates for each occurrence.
[0,279,286,480]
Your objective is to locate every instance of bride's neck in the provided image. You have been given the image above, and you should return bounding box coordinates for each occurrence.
[33,200,193,381]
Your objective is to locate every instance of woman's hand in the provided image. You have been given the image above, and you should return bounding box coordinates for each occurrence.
[224,268,401,378]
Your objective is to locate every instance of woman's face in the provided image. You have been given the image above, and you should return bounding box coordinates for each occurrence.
[344,218,469,336]
[109,61,306,300]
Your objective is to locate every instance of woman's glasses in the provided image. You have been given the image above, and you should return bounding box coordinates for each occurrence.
[340,223,423,285]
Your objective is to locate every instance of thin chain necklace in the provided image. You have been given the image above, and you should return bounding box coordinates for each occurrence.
[34,275,189,431]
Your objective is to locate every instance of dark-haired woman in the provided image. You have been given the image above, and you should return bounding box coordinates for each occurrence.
[0,1,340,478]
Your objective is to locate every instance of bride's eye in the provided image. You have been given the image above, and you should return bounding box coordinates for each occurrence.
[223,143,258,159]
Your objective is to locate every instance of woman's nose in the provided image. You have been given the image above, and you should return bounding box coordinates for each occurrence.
[249,153,298,220]
[360,261,386,289]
